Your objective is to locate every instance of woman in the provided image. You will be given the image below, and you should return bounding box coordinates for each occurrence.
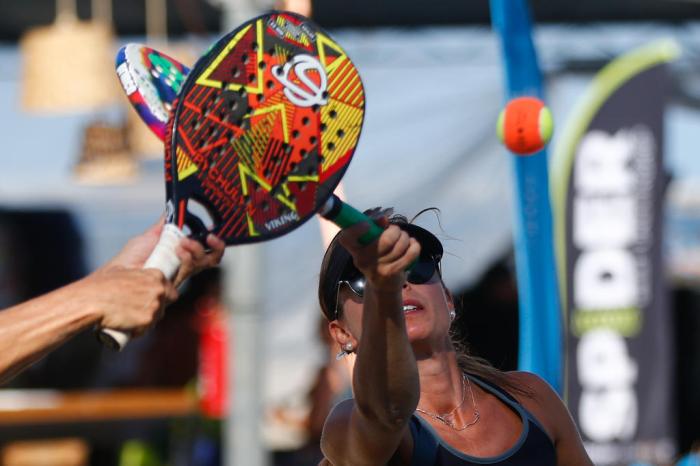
[317,210,593,466]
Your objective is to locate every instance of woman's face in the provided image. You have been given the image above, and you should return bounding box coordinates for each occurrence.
[332,272,455,351]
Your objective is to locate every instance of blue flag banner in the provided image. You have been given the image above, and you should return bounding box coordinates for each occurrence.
[490,0,563,393]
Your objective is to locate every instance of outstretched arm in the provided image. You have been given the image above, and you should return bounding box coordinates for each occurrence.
[321,219,420,466]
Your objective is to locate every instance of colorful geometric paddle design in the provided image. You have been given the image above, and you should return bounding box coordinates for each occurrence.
[103,12,384,350]
[166,12,368,244]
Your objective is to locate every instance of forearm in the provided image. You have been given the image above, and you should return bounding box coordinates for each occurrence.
[0,279,101,384]
[352,284,419,429]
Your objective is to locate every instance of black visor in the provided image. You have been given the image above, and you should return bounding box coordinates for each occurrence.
[329,223,443,320]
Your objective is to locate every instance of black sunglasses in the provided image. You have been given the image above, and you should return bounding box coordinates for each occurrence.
[333,255,440,320]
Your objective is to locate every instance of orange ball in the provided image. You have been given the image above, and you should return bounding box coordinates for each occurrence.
[497,96,553,156]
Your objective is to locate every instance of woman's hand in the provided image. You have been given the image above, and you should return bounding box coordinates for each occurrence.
[337,216,420,291]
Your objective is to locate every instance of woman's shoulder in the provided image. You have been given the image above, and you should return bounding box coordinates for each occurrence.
[500,371,565,410]
[503,370,558,396]
[500,374,593,465]
[469,370,557,402]
[500,371,565,441]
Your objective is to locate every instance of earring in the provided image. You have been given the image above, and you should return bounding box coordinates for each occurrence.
[449,309,456,321]
[336,343,354,360]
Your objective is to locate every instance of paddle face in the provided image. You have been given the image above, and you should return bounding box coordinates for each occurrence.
[166,11,365,244]
[116,44,191,140]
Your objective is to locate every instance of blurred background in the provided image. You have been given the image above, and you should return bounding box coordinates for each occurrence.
[2,0,700,465]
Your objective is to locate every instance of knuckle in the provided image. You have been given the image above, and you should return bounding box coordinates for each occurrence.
[384,225,400,237]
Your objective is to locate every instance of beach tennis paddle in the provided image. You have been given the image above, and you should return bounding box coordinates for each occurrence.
[115,43,211,235]
[101,11,383,350]
[116,43,190,140]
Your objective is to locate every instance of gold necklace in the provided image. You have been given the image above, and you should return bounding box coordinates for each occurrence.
[415,375,480,431]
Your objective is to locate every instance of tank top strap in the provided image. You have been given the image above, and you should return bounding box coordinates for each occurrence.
[468,373,555,447]
[466,374,519,404]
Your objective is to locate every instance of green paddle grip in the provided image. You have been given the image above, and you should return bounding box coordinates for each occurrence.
[319,195,384,245]
[319,195,417,270]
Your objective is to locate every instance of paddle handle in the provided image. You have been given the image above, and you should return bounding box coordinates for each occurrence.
[319,195,384,245]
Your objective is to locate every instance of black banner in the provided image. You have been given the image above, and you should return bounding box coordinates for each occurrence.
[553,41,678,465]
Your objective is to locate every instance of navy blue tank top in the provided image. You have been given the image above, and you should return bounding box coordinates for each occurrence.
[408,375,556,466]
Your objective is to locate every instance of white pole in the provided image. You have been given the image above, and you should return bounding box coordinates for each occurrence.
[223,245,270,466]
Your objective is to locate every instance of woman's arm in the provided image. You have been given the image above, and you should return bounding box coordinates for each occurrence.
[321,221,420,466]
